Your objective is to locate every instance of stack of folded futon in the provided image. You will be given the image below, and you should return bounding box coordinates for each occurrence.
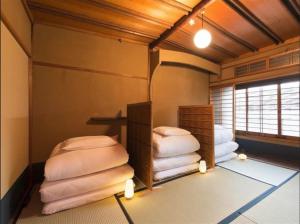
[40,136,134,215]
[152,127,201,181]
[214,125,238,163]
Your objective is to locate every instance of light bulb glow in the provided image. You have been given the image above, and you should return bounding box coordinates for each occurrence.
[189,19,195,26]
[193,29,212,48]
[239,153,247,160]
[124,179,134,199]
[199,160,207,174]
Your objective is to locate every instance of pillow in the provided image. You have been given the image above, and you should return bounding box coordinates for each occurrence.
[153,126,191,136]
[61,135,118,151]
[45,144,129,181]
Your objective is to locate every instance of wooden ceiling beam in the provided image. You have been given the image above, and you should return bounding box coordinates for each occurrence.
[223,0,283,44]
[28,2,158,40]
[201,15,258,52]
[281,0,300,23]
[84,0,172,28]
[150,0,213,49]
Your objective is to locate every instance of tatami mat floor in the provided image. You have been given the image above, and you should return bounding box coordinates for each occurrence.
[17,160,299,224]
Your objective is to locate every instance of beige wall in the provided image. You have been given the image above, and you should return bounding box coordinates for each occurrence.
[1,22,30,198]
[31,24,149,163]
[152,66,209,127]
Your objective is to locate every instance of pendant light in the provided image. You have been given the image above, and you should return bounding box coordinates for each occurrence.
[193,12,212,49]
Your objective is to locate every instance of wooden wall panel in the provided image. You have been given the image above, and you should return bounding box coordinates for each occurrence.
[127,102,153,189]
[178,105,215,168]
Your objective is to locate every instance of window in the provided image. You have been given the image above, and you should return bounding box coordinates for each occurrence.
[235,78,300,138]
[281,81,300,137]
[211,86,233,133]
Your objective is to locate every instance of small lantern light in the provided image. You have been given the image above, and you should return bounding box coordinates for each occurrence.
[124,179,134,199]
[199,160,207,174]
[239,153,247,160]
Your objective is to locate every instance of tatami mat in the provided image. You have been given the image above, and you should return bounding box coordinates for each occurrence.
[229,215,256,224]
[17,187,129,224]
[242,173,300,224]
[120,167,271,224]
[218,158,297,186]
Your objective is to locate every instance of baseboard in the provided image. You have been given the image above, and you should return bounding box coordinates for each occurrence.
[0,166,32,224]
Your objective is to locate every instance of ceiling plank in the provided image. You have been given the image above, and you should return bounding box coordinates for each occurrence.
[223,0,283,44]
[281,0,300,23]
[163,40,220,63]
[156,0,192,12]
[201,15,258,52]
[28,2,158,40]
[84,0,172,28]
[150,0,213,49]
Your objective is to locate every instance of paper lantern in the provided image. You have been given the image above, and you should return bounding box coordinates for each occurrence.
[239,153,247,160]
[124,179,134,199]
[199,160,207,174]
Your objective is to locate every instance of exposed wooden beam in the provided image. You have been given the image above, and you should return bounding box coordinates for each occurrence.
[281,0,300,23]
[223,0,283,44]
[28,2,158,40]
[201,15,258,52]
[156,0,192,12]
[84,0,172,28]
[150,0,213,49]
[163,40,220,63]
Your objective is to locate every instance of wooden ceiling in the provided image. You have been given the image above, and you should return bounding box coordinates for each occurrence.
[27,0,300,63]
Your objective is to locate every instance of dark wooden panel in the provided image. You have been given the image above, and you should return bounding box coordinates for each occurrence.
[127,102,153,189]
[178,105,215,168]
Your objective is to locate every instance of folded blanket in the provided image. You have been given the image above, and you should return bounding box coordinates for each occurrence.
[214,125,233,145]
[40,164,134,203]
[42,182,125,215]
[153,133,200,157]
[215,152,237,163]
[215,141,238,158]
[153,152,201,172]
[45,144,129,181]
[153,163,199,181]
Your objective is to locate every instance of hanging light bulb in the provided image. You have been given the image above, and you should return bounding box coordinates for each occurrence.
[193,11,212,48]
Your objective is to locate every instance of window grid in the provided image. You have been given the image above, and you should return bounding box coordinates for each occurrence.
[235,80,300,138]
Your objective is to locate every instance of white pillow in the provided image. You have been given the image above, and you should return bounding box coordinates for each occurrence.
[153,126,191,136]
[61,135,118,150]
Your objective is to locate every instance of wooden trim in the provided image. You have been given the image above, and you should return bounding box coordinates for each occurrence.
[149,0,213,49]
[236,134,300,148]
[35,22,150,46]
[0,13,32,57]
[85,0,172,28]
[280,0,300,23]
[28,3,158,40]
[21,0,34,23]
[277,84,282,136]
[222,39,300,69]
[210,64,299,87]
[223,0,283,44]
[33,61,148,80]
[202,15,257,52]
